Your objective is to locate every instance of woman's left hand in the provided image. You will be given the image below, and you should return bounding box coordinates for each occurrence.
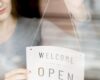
[5,68,27,80]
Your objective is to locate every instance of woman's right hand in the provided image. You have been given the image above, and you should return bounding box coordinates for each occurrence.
[5,68,27,80]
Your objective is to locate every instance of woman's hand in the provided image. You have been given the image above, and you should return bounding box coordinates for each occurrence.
[5,68,27,80]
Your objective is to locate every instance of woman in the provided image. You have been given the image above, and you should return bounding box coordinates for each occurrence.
[0,0,94,80]
[0,0,41,80]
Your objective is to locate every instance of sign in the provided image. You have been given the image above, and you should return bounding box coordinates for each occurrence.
[26,46,84,80]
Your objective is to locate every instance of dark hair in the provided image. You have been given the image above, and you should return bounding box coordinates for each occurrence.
[11,0,41,18]
[29,0,41,18]
[11,0,19,18]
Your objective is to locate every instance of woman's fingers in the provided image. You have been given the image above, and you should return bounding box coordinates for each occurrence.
[5,68,27,80]
[5,74,26,80]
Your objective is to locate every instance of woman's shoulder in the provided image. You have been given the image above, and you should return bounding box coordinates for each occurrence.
[17,17,57,27]
[16,17,41,45]
[17,17,40,30]
[18,17,40,25]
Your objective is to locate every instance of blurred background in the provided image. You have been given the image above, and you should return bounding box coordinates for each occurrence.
[39,1,100,80]
[17,0,100,80]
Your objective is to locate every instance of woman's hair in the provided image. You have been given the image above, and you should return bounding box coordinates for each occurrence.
[11,0,19,18]
[11,0,41,18]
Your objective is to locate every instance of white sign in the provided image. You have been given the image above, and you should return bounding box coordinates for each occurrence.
[26,46,84,80]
